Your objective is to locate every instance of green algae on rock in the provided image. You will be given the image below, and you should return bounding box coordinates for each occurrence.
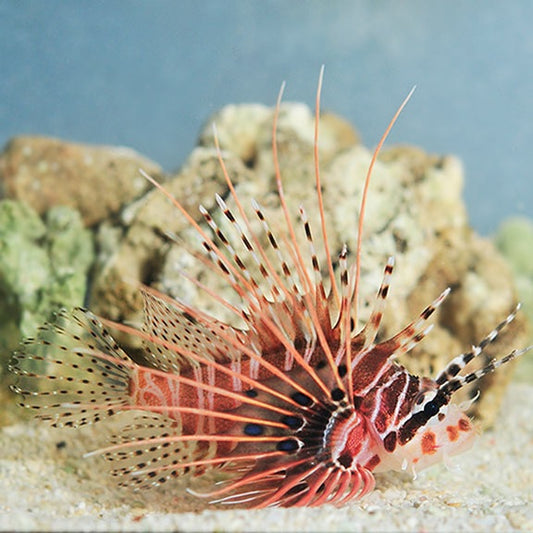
[0,200,94,373]
[494,216,533,381]
[494,216,533,327]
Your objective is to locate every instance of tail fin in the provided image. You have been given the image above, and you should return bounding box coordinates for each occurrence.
[9,308,134,428]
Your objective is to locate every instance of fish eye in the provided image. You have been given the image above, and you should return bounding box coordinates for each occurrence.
[413,390,441,417]
[423,400,440,417]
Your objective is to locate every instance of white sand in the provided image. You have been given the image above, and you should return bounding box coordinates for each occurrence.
[1,382,532,532]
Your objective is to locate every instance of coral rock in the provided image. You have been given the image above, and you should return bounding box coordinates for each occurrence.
[0,136,162,226]
[0,200,93,374]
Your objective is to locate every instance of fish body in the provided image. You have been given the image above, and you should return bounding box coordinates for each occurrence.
[10,71,530,508]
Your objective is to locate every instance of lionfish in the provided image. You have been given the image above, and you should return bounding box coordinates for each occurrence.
[10,68,531,508]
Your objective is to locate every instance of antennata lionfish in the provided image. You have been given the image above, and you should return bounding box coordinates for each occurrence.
[10,68,531,508]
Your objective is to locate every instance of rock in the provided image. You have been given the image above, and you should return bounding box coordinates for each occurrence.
[0,136,162,226]
[198,102,359,166]
[87,146,255,347]
[0,200,94,382]
[89,105,360,344]
[494,216,533,381]
[494,216,533,321]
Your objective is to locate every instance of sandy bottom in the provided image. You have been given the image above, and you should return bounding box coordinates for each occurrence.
[1,382,532,532]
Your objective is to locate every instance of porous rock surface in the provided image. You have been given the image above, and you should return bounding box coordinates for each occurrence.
[0,136,162,226]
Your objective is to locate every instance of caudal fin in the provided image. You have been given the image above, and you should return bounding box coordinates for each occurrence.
[9,308,134,428]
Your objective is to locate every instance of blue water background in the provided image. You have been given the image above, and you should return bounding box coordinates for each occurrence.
[1,1,532,235]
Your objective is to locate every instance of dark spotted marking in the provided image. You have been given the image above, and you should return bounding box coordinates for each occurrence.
[337,364,347,378]
[315,360,327,370]
[340,269,348,286]
[244,423,264,436]
[224,209,236,223]
[292,392,312,407]
[420,431,438,455]
[383,431,397,452]
[446,425,459,442]
[303,220,312,240]
[276,439,300,453]
[421,306,435,321]
[267,232,278,248]
[337,453,352,469]
[281,415,304,430]
[331,388,345,402]
[182,312,197,324]
[458,418,471,432]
